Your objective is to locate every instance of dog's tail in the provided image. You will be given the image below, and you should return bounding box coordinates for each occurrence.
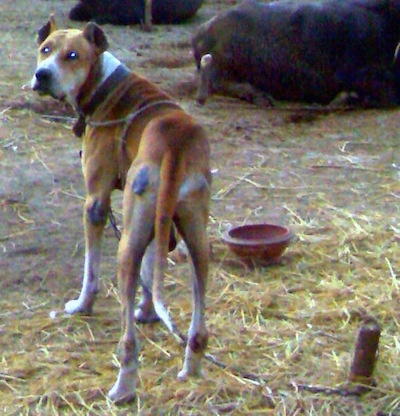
[152,121,190,343]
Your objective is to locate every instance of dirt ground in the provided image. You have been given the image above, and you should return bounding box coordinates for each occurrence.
[1,0,400,414]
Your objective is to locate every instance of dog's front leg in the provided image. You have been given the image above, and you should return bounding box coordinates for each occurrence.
[65,195,110,314]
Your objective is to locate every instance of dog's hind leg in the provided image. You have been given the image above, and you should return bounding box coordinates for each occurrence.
[135,226,177,323]
[174,189,210,380]
[108,168,155,403]
[134,240,160,323]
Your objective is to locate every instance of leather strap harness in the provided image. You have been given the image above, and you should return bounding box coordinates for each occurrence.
[73,64,180,138]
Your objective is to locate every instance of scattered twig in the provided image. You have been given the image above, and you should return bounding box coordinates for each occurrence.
[40,114,76,123]
[213,155,267,200]
[293,381,362,397]
[310,165,382,172]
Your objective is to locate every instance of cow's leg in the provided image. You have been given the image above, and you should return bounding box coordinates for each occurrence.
[220,81,275,106]
[328,91,359,107]
[142,0,153,31]
[174,194,210,380]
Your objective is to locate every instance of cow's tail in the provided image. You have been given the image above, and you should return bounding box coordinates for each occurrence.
[152,144,186,343]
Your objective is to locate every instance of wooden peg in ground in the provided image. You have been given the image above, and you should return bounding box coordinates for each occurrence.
[348,316,381,394]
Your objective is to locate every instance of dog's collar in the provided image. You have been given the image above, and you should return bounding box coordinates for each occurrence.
[74,64,131,137]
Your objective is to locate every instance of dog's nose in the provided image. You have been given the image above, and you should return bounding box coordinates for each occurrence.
[33,68,52,89]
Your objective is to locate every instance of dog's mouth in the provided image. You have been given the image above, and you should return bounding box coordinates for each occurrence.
[31,68,66,101]
[32,82,66,101]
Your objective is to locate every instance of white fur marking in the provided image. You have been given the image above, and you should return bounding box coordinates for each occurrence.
[100,52,122,82]
[64,248,101,314]
[179,174,209,200]
[30,54,59,89]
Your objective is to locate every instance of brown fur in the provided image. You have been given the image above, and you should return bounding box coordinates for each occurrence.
[32,18,211,403]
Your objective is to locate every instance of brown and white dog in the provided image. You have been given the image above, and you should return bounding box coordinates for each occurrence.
[31,16,211,403]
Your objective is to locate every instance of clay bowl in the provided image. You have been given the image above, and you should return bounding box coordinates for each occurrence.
[222,223,294,267]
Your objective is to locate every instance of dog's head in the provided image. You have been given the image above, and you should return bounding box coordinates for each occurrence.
[31,15,109,104]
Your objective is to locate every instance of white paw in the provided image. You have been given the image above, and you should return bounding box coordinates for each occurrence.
[177,366,203,381]
[108,384,136,404]
[108,368,137,403]
[134,307,160,323]
[178,353,204,381]
[64,298,91,315]
[177,368,189,381]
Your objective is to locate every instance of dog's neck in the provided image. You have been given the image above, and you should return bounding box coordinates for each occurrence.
[75,52,129,115]
[73,52,132,137]
[72,51,177,138]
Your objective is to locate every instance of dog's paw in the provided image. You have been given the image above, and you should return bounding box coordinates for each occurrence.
[134,306,160,324]
[178,350,205,381]
[177,365,203,381]
[177,368,190,381]
[108,386,136,404]
[64,298,93,315]
[108,369,137,404]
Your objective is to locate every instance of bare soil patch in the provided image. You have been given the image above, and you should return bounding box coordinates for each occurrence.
[1,0,400,414]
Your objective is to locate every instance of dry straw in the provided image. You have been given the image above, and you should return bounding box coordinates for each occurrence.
[2,1,400,414]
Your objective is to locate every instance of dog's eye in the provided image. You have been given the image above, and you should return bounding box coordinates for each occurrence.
[41,46,51,55]
[67,51,79,60]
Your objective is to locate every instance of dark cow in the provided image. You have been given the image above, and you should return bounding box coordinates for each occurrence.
[192,0,400,107]
[69,0,204,25]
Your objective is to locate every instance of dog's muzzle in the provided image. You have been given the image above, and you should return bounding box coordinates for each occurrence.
[32,68,60,98]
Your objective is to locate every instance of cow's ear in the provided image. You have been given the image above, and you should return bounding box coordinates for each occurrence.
[37,14,57,45]
[83,22,109,53]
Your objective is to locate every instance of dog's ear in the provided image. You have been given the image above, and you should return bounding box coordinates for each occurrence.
[37,14,57,45]
[83,22,109,53]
